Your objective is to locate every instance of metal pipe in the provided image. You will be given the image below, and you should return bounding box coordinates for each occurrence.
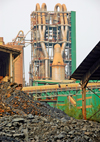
[36,3,41,25]
[54,3,64,36]
[12,30,34,45]
[12,30,24,42]
[10,52,13,82]
[41,3,47,29]
[67,96,76,106]
[36,3,49,79]
[54,4,68,57]
[41,3,49,79]
[22,82,100,92]
[61,4,68,56]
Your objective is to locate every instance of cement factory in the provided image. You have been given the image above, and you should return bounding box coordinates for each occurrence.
[29,3,76,84]
[0,3,100,120]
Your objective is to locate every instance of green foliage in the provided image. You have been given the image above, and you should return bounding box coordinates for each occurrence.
[57,99,82,119]
[87,97,100,122]
[56,98,100,122]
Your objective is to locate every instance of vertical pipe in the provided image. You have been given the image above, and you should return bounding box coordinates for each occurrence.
[36,3,49,79]
[39,60,40,78]
[45,59,48,79]
[10,52,12,82]
[48,14,49,42]
[36,12,38,43]
[12,55,14,82]
[61,4,68,57]
[49,58,50,79]
[57,25,58,42]
[52,27,53,41]
[54,3,63,36]
[52,44,53,58]
[48,42,50,78]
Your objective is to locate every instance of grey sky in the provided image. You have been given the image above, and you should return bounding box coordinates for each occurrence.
[0,0,100,83]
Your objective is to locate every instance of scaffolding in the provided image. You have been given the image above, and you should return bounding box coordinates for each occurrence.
[29,3,75,86]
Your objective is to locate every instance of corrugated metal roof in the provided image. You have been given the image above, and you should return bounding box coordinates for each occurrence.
[70,41,100,80]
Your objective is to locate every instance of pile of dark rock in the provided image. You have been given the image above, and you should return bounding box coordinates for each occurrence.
[0,114,100,142]
[0,81,100,141]
[0,81,70,119]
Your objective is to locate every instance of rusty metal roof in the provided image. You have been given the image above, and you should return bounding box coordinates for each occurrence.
[70,41,100,80]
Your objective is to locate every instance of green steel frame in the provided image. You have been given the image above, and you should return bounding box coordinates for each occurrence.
[31,86,100,113]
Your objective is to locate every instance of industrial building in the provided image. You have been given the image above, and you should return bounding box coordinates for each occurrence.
[0,35,24,85]
[0,3,76,86]
[23,41,100,120]
[29,3,76,85]
[1,3,100,120]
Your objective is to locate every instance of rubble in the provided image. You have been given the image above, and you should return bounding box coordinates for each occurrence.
[0,81,100,141]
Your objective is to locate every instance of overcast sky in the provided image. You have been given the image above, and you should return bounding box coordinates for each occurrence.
[0,0,100,83]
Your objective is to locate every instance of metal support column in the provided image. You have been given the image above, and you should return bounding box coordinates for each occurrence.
[82,84,86,120]
[12,55,14,82]
[81,79,88,120]
[10,52,13,82]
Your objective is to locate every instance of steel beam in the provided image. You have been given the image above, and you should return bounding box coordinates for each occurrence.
[82,58,100,84]
[81,57,100,120]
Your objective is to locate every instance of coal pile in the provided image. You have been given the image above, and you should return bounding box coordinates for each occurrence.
[0,81,100,142]
[0,81,70,119]
[0,115,100,142]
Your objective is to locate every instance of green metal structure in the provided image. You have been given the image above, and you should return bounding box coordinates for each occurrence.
[71,11,76,74]
[32,80,100,114]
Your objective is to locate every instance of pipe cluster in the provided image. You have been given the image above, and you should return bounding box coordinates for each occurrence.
[35,3,49,79]
[34,3,68,79]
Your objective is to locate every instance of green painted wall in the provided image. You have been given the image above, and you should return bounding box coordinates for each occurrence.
[71,11,76,74]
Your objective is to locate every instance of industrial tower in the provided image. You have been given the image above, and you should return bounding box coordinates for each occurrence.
[29,3,76,85]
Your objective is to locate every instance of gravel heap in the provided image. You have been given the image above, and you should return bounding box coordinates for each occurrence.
[0,81,100,142]
[0,114,100,142]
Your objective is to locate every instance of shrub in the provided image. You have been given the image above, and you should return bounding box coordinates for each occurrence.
[57,99,82,119]
[57,98,100,122]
